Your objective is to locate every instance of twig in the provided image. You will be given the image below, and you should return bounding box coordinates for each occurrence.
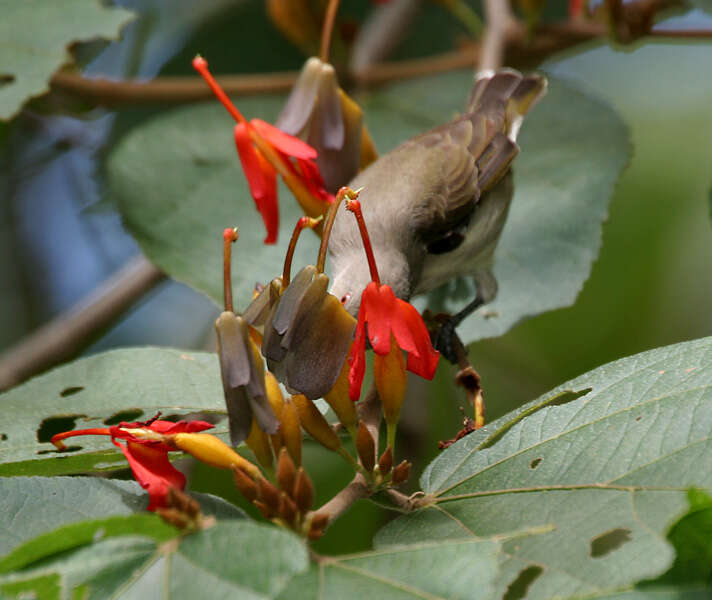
[479,0,516,72]
[50,70,298,106]
[0,256,164,391]
[358,384,382,447]
[312,474,371,523]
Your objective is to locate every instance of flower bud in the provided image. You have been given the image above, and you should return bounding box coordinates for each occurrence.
[276,447,297,494]
[265,371,285,451]
[323,347,358,435]
[391,460,411,485]
[156,507,192,530]
[309,512,329,532]
[246,417,274,471]
[165,487,201,519]
[374,335,407,426]
[356,421,376,473]
[378,446,393,476]
[171,433,261,480]
[233,467,259,503]
[254,500,274,520]
[293,467,315,513]
[257,477,281,514]
[278,491,298,526]
[267,0,320,56]
[292,394,342,452]
[280,396,302,466]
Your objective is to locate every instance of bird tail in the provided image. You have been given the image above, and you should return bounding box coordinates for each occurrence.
[465,69,547,191]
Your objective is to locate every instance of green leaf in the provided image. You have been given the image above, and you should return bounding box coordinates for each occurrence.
[0,476,244,558]
[277,538,503,600]
[376,337,712,598]
[0,0,135,121]
[0,521,309,600]
[0,347,225,475]
[107,72,628,345]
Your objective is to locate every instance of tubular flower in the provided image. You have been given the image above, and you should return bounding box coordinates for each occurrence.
[51,417,214,511]
[192,56,332,244]
[345,196,440,401]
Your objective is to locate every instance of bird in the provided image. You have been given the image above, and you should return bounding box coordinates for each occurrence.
[327,68,547,362]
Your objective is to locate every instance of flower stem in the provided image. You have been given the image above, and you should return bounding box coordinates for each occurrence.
[283,216,323,287]
[316,186,356,273]
[345,197,380,285]
[223,228,238,313]
[320,0,341,62]
[192,56,246,124]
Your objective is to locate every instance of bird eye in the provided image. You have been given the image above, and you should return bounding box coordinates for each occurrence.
[340,293,351,305]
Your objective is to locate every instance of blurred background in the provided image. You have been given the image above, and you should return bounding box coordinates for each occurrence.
[1,0,711,554]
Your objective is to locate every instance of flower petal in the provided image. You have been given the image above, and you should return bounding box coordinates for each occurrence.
[395,299,440,379]
[348,303,368,401]
[151,420,214,435]
[234,123,269,198]
[114,439,185,511]
[251,118,318,159]
[254,150,279,244]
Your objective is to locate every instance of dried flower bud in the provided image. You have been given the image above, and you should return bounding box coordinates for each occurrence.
[278,491,298,526]
[280,396,302,466]
[293,467,315,513]
[277,57,375,193]
[276,447,297,494]
[307,526,325,540]
[233,467,259,503]
[262,266,355,400]
[391,460,411,485]
[171,433,261,480]
[215,311,278,445]
[378,446,393,476]
[292,394,342,452]
[356,421,376,473]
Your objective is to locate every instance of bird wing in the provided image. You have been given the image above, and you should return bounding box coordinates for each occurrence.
[409,70,547,247]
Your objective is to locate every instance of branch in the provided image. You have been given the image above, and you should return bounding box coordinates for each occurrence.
[0,256,164,391]
[479,0,517,72]
[312,474,371,523]
[50,70,298,106]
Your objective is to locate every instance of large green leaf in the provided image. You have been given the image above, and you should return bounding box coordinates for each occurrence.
[107,72,629,345]
[0,476,245,558]
[0,347,225,476]
[375,337,712,598]
[0,0,134,121]
[0,520,308,600]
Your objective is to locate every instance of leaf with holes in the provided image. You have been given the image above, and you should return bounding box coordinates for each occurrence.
[0,347,225,476]
[107,73,628,345]
[375,337,712,599]
[0,0,135,121]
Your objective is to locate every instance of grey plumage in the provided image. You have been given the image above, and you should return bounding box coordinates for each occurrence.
[328,69,547,319]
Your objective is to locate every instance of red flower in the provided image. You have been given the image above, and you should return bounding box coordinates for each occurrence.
[193,56,332,244]
[349,281,440,400]
[343,195,439,401]
[51,417,213,511]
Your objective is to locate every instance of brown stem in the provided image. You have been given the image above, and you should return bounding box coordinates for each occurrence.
[315,187,350,273]
[320,0,341,62]
[0,256,164,392]
[312,474,370,524]
[282,216,323,286]
[223,228,238,312]
[648,28,712,38]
